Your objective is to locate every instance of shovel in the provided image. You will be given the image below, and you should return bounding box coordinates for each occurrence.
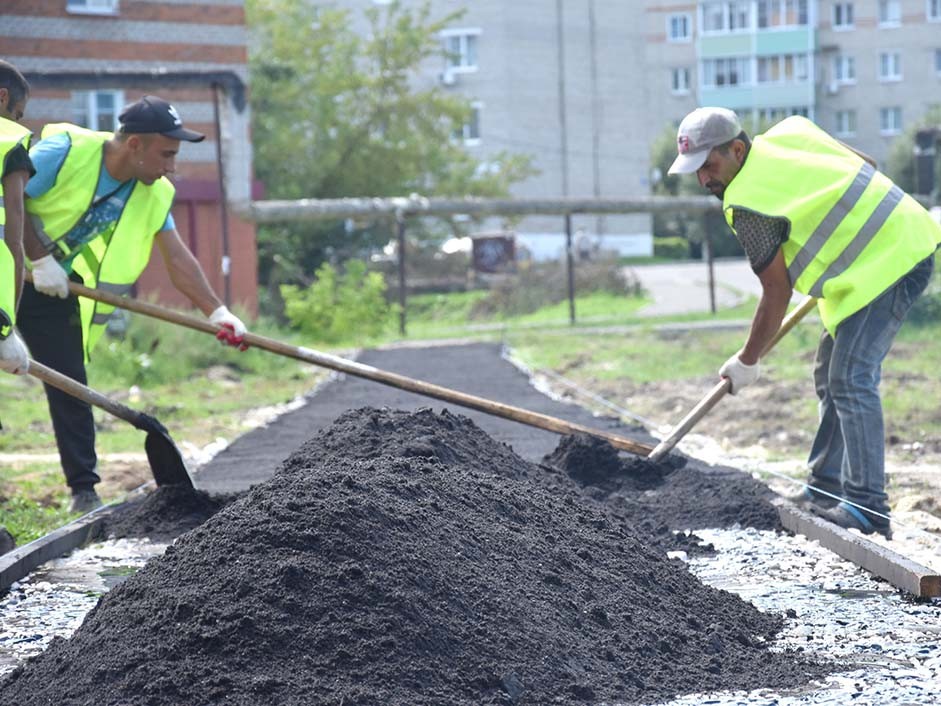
[62,280,658,456]
[27,360,194,488]
[647,296,817,462]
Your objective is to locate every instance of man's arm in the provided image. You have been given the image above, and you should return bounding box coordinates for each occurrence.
[153,228,223,316]
[1,170,28,308]
[154,228,248,349]
[738,249,793,365]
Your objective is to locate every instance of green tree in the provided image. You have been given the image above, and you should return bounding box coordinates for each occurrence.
[885,104,941,202]
[247,0,536,313]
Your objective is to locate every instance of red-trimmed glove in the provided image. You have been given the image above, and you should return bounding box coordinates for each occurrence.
[208,306,249,351]
[0,331,29,375]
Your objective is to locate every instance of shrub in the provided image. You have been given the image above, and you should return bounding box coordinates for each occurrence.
[653,236,689,259]
[281,259,392,343]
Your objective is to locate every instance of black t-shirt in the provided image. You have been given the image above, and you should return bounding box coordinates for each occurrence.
[2,143,35,182]
[730,208,789,275]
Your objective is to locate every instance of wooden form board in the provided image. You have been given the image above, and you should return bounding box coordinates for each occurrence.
[776,503,941,598]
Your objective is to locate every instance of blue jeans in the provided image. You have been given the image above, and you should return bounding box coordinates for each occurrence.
[806,255,934,516]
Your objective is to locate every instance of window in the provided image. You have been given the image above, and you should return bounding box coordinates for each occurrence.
[879,51,902,81]
[757,0,809,28]
[880,106,902,134]
[667,14,692,41]
[757,106,809,123]
[833,55,856,84]
[701,57,751,87]
[455,103,481,145]
[442,29,480,73]
[671,67,691,94]
[835,110,857,137]
[701,2,751,32]
[878,0,901,26]
[702,2,727,32]
[929,0,941,20]
[757,54,809,83]
[71,90,123,131]
[66,0,119,13]
[833,2,855,29]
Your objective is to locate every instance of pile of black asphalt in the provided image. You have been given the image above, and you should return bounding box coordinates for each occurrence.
[1,407,829,705]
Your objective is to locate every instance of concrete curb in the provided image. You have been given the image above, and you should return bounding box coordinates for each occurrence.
[0,503,123,593]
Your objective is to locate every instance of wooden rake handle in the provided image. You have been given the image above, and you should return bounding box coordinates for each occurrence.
[646,296,817,462]
[65,280,657,456]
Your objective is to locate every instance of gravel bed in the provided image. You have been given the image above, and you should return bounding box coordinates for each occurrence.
[658,528,941,705]
[0,538,167,677]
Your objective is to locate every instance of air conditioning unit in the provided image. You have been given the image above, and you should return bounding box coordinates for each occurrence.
[439,70,457,86]
[826,81,839,95]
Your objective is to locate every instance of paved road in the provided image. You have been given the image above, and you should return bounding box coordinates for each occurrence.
[627,259,768,316]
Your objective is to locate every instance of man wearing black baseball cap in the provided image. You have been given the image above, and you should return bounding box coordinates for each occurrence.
[118,94,206,143]
[17,94,249,513]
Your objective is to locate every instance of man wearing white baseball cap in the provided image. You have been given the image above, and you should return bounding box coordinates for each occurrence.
[670,106,941,540]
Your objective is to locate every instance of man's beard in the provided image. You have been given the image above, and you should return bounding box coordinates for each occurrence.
[706,182,725,200]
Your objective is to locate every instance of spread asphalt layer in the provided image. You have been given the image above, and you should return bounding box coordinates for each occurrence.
[195,343,651,494]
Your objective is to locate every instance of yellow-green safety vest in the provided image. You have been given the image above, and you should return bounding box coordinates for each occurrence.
[723,116,941,335]
[0,117,31,338]
[26,123,175,358]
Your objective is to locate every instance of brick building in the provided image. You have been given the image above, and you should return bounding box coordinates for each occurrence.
[0,0,258,315]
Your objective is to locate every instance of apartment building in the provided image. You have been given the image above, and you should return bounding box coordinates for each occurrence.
[345,0,655,258]
[645,0,941,170]
[0,0,259,313]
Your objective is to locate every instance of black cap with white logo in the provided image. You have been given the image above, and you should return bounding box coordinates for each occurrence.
[118,95,205,143]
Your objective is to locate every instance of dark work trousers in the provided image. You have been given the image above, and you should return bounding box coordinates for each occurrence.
[18,279,100,492]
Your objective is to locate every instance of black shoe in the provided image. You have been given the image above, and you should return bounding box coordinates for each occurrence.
[813,502,892,540]
[781,486,839,510]
[69,489,103,514]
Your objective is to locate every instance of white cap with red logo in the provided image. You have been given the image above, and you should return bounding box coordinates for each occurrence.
[668,107,742,175]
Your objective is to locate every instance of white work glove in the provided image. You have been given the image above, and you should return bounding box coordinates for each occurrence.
[208,305,249,351]
[30,254,70,299]
[718,353,760,395]
[0,331,29,375]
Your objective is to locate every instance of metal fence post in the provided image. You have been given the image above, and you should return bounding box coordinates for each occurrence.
[396,210,407,336]
[565,212,576,325]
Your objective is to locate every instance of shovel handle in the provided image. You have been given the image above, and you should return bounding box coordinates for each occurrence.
[62,279,657,456]
[28,360,142,428]
[646,296,817,462]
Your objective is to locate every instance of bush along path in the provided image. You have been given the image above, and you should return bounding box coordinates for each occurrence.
[2,408,829,705]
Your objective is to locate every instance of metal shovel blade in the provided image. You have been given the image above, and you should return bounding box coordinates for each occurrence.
[137,413,194,489]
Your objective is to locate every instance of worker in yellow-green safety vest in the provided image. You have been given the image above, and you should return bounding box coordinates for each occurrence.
[0,60,34,379]
[668,107,941,541]
[20,95,251,514]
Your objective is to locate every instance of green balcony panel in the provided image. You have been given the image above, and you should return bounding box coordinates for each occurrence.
[755,29,816,55]
[699,34,753,56]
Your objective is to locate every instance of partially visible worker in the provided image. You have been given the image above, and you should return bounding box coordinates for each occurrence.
[0,60,34,377]
[19,95,250,513]
[668,107,941,540]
